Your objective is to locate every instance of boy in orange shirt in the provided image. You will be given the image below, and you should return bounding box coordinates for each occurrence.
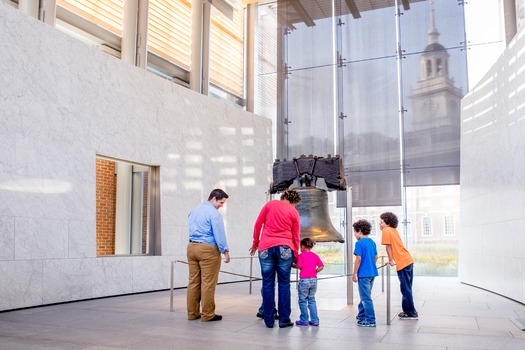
[380,212,418,320]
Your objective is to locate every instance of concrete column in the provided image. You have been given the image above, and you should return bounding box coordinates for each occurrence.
[40,0,56,26]
[136,0,150,69]
[503,0,517,45]
[19,0,39,18]
[122,0,139,64]
[276,9,288,160]
[190,0,203,93]
[245,4,257,112]
[201,0,211,96]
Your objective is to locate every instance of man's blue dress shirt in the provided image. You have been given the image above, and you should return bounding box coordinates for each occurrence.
[188,201,229,254]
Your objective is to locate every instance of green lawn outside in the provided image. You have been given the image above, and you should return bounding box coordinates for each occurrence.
[312,241,458,277]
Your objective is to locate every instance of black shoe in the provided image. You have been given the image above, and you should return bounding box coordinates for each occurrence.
[258,310,279,319]
[398,312,418,320]
[266,324,274,328]
[208,314,223,321]
[279,322,294,328]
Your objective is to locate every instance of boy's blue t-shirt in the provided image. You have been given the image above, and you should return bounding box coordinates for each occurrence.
[354,237,379,278]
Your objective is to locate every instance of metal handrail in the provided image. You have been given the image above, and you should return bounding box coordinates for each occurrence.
[170,256,259,312]
[170,255,393,325]
[377,255,391,325]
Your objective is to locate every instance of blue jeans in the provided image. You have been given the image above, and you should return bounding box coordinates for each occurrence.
[259,245,294,327]
[357,276,376,323]
[397,263,417,314]
[297,278,319,323]
[258,287,277,317]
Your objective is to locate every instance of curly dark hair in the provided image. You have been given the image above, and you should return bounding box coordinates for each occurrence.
[352,219,372,235]
[380,212,398,228]
[300,237,315,248]
[280,189,301,204]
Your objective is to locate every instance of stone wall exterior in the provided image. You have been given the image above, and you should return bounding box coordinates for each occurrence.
[0,3,272,311]
[460,26,525,303]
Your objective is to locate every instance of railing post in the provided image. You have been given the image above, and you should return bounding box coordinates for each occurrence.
[381,256,385,293]
[345,187,354,305]
[386,264,391,325]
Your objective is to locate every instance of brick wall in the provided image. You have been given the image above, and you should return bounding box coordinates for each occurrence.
[96,159,116,255]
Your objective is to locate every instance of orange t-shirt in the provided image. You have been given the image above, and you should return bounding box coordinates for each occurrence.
[381,226,414,271]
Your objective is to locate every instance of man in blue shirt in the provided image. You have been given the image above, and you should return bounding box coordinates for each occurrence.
[187,189,231,322]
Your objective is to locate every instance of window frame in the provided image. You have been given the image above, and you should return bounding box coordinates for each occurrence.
[443,215,455,236]
[96,155,161,256]
[421,216,433,237]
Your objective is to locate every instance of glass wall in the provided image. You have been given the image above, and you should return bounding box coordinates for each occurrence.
[256,0,468,276]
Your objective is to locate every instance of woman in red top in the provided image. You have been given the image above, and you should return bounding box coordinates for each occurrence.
[249,189,301,328]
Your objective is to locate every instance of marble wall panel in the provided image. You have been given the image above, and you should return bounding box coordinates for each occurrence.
[512,219,525,259]
[503,257,523,302]
[15,217,68,260]
[43,259,93,304]
[68,220,96,259]
[171,259,189,290]
[0,3,272,310]
[460,25,525,303]
[456,197,477,228]
[165,245,191,290]
[131,256,172,292]
[495,186,525,222]
[457,225,483,259]
[0,260,43,310]
[223,256,259,283]
[522,259,525,303]
[92,257,133,298]
[1,10,96,222]
[0,116,16,218]
[0,216,15,260]
[457,252,477,282]
[161,224,184,257]
[481,222,513,258]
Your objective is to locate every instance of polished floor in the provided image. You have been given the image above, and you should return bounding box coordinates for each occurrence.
[1,274,525,349]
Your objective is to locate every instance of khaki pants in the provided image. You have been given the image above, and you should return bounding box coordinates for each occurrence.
[186,242,221,321]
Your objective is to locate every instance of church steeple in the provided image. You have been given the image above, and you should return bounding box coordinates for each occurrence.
[409,0,463,131]
[405,0,464,184]
[428,1,440,45]
[420,0,449,80]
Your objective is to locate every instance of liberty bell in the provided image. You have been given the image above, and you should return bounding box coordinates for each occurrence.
[270,154,347,243]
[294,186,345,243]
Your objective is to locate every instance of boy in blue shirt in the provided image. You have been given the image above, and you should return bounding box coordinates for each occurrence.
[352,219,379,327]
